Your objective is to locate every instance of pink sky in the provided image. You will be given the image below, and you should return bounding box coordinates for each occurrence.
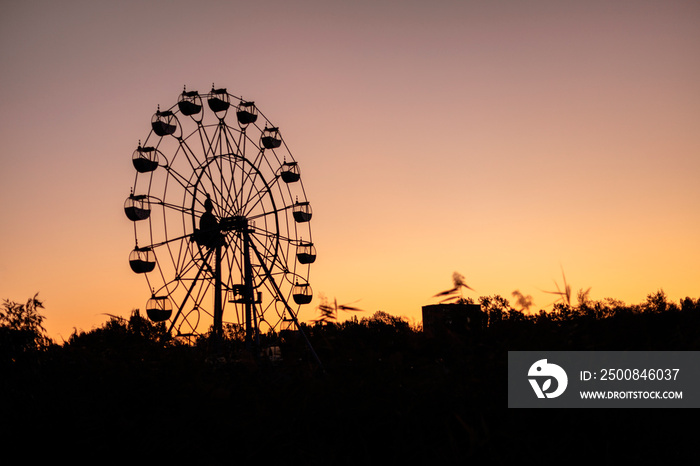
[1,0,699,341]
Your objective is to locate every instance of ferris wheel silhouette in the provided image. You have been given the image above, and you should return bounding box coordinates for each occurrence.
[125,85,318,358]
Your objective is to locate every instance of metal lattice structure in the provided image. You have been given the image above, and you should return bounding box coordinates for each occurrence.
[125,85,318,355]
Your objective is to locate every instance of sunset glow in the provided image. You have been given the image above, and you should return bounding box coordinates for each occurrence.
[1,0,698,341]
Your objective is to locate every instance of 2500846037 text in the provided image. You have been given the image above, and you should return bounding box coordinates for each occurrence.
[579,369,679,381]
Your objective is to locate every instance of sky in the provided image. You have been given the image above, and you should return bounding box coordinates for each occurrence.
[1,0,699,341]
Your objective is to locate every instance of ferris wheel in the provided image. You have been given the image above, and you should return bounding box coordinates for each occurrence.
[124,85,317,350]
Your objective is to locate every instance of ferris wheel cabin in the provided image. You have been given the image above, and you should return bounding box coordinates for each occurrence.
[129,247,156,273]
[296,242,316,264]
[280,161,301,183]
[208,87,230,113]
[146,295,172,322]
[124,194,151,221]
[132,145,159,173]
[293,282,313,305]
[293,201,312,223]
[177,89,202,116]
[236,101,258,125]
[151,109,177,137]
[261,127,282,149]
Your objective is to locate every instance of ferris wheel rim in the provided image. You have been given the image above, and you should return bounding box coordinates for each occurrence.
[126,85,314,338]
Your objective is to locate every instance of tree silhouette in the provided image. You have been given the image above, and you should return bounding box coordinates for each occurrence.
[642,290,676,314]
[1,293,51,353]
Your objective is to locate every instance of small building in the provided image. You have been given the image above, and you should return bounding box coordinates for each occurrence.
[422,303,484,337]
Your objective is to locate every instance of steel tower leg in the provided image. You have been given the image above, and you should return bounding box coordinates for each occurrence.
[213,242,223,340]
[243,229,256,353]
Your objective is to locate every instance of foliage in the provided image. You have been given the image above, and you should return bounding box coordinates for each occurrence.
[479,294,512,324]
[1,293,47,334]
[360,310,411,331]
[4,290,700,463]
[65,309,170,352]
[680,296,700,312]
[641,289,678,314]
[0,293,52,354]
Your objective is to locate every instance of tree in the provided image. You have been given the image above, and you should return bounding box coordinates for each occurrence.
[680,297,700,313]
[362,310,408,327]
[67,309,169,349]
[479,295,511,325]
[1,293,52,353]
[642,290,677,314]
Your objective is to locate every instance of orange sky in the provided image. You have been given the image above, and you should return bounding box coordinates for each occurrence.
[1,0,699,341]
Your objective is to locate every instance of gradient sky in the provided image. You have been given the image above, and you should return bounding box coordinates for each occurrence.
[1,0,699,341]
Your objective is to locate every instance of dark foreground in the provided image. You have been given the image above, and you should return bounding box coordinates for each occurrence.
[3,301,700,464]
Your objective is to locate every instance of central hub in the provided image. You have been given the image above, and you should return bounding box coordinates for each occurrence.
[220,215,249,232]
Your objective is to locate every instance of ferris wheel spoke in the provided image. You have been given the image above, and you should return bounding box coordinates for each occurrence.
[158,228,185,280]
[250,225,296,245]
[194,123,216,161]
[249,220,279,244]
[223,124,252,212]
[173,140,199,177]
[239,153,274,210]
[221,130,246,213]
[218,123,272,219]
[176,251,208,281]
[156,200,194,215]
[196,161,233,218]
[210,134,230,209]
[218,132,263,215]
[144,232,196,250]
[159,166,203,209]
[196,158,226,202]
[166,258,210,334]
[193,278,213,312]
[190,127,226,195]
[221,120,244,156]
[236,155,253,215]
[204,131,239,216]
[248,231,283,270]
[177,138,210,178]
[163,224,189,277]
[222,239,245,282]
[247,203,293,222]
[241,184,283,221]
[217,157,239,217]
